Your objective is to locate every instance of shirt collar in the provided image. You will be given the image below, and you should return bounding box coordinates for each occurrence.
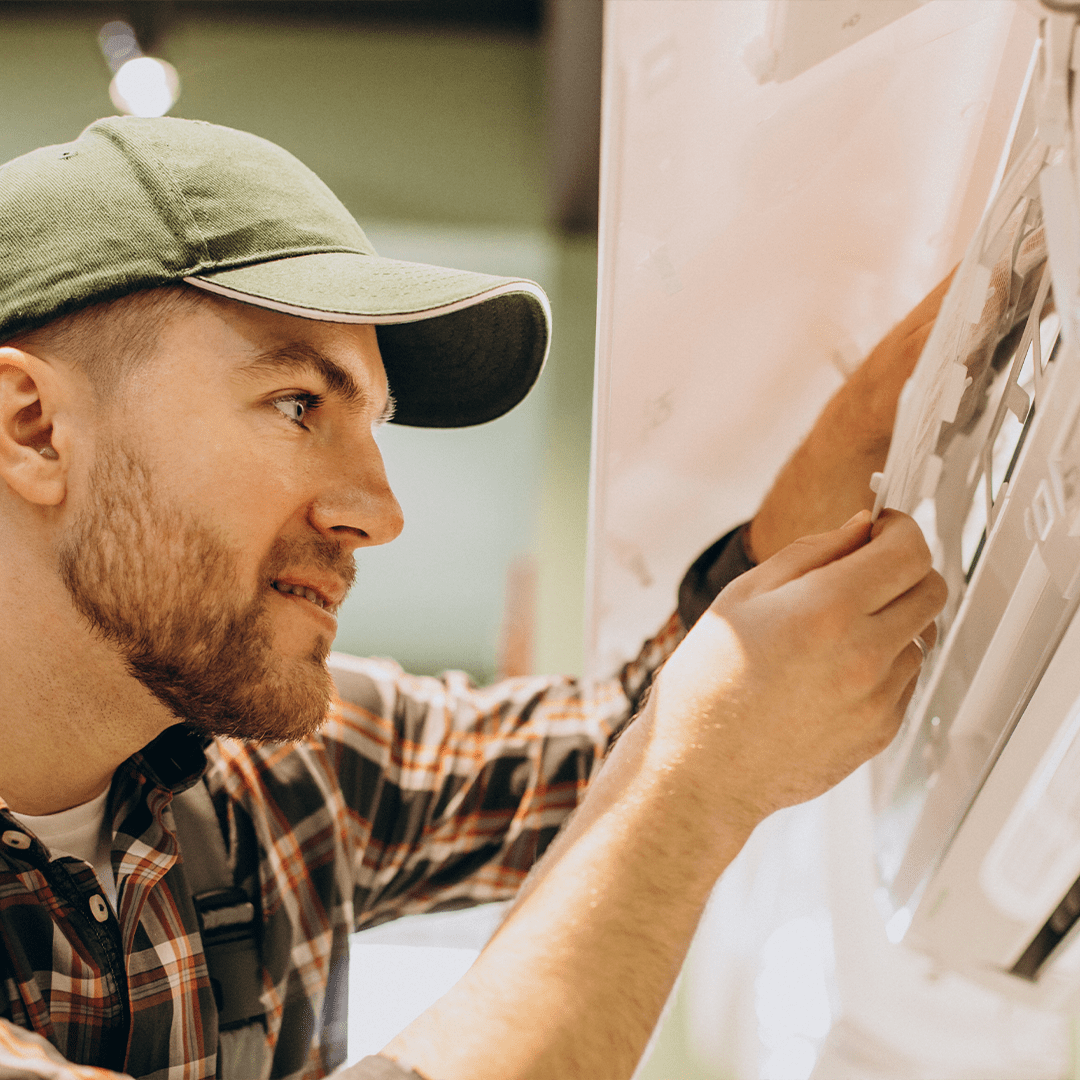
[126,724,212,794]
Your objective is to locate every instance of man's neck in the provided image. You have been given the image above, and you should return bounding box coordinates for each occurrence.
[0,564,173,815]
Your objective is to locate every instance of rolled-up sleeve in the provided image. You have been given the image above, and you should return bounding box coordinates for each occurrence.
[677,522,756,629]
[322,610,684,927]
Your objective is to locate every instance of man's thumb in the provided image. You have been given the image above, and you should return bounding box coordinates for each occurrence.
[749,510,873,592]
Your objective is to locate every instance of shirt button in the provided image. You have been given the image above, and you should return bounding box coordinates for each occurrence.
[1,831,31,851]
[89,895,109,923]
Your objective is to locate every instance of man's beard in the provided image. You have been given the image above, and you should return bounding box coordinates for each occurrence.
[57,441,355,742]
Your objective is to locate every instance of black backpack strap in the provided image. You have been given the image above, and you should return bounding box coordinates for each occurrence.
[172,782,273,1079]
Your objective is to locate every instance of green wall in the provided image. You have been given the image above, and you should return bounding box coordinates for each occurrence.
[0,12,547,228]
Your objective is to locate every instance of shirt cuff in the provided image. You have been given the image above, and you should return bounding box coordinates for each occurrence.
[677,522,757,629]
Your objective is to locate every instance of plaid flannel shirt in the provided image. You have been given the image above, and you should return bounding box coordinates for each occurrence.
[0,612,686,1080]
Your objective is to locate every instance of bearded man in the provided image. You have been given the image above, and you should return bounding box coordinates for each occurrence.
[0,116,945,1080]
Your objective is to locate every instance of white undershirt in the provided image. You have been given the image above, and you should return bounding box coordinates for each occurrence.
[11,787,118,910]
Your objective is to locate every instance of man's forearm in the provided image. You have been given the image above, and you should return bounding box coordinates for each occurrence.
[748,271,954,561]
[381,701,751,1080]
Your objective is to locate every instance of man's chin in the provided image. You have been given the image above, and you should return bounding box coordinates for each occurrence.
[184,651,334,745]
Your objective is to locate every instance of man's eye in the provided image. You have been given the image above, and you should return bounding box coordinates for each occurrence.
[274,397,306,423]
[273,393,322,426]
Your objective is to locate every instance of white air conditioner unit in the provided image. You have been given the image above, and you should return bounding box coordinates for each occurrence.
[872,5,1080,1010]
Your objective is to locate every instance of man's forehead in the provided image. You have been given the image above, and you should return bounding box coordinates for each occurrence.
[179,294,391,413]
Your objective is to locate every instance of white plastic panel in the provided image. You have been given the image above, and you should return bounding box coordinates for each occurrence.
[745,0,930,85]
[905,506,1080,1002]
[869,1,1080,930]
[853,6,1080,1022]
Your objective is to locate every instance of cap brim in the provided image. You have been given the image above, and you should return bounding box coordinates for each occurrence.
[184,251,551,428]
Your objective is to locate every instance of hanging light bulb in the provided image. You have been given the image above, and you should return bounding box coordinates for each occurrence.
[98,19,180,118]
[110,56,181,117]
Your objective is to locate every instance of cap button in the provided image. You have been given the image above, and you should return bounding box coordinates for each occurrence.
[89,895,109,923]
[1,830,31,851]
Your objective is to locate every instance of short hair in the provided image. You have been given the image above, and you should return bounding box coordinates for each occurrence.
[4,285,210,399]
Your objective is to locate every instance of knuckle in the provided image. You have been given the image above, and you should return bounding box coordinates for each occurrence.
[899,527,933,574]
[914,539,934,576]
[911,570,947,622]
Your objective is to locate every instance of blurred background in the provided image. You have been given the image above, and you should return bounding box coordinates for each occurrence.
[0,0,603,683]
[0,0,606,1064]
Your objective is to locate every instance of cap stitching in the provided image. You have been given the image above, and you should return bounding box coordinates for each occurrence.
[139,130,214,268]
[185,274,549,323]
[92,122,212,271]
[191,245,373,275]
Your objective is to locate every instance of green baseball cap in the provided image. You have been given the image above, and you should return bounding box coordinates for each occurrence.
[0,115,551,427]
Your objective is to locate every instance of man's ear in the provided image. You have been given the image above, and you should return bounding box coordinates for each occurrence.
[0,346,68,507]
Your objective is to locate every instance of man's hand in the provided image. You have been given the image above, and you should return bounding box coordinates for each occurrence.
[377,511,946,1080]
[748,271,955,562]
[655,509,946,830]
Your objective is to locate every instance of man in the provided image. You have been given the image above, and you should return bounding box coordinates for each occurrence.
[0,116,945,1080]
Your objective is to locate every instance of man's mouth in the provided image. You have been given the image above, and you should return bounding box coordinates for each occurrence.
[271,580,333,611]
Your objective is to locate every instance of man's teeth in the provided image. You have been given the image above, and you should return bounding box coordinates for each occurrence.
[272,581,328,609]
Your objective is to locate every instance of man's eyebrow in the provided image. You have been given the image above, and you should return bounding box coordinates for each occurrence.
[239,343,391,419]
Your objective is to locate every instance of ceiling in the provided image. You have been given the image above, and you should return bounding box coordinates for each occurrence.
[0,1,546,45]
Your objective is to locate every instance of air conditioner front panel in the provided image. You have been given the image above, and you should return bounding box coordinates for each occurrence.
[909,595,1080,1008]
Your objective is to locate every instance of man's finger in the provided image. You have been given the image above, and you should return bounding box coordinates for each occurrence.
[870,569,948,655]
[743,510,873,594]
[869,627,937,733]
[887,660,924,731]
[813,510,934,615]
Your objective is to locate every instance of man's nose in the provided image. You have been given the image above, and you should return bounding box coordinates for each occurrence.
[309,437,404,549]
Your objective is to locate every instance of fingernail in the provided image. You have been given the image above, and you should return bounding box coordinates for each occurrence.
[842,510,871,528]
